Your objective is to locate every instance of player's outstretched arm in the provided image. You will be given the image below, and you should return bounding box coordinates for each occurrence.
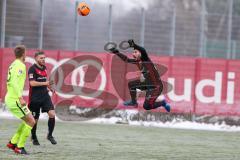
[108,47,137,63]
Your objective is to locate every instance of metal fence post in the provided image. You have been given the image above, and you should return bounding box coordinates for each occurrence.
[1,0,7,48]
[200,0,206,57]
[170,1,176,56]
[232,40,236,59]
[74,1,80,51]
[108,3,113,42]
[203,37,207,57]
[227,0,233,59]
[140,7,145,47]
[38,0,45,49]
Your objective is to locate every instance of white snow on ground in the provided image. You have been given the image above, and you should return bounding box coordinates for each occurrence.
[129,120,240,132]
[87,117,240,132]
[1,109,240,132]
[0,110,60,121]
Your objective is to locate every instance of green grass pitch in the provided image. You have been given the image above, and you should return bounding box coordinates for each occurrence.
[0,119,240,160]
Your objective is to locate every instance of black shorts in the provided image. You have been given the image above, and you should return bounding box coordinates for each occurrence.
[29,95,54,117]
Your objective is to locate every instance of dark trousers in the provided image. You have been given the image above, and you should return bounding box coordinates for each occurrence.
[128,79,164,110]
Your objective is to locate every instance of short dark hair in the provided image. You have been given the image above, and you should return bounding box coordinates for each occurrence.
[34,51,45,58]
[14,45,26,58]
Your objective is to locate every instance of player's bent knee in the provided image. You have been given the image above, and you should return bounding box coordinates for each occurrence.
[30,119,36,127]
[24,114,36,127]
[29,116,36,127]
[48,110,55,118]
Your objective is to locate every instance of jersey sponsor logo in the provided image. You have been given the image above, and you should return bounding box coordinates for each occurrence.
[37,77,47,80]
[35,68,47,77]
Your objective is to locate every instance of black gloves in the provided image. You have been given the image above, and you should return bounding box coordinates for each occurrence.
[109,47,119,54]
[105,39,136,54]
[128,39,135,48]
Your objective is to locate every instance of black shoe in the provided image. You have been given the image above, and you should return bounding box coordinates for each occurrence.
[123,100,138,107]
[162,100,171,112]
[14,147,28,155]
[32,137,40,146]
[47,135,57,145]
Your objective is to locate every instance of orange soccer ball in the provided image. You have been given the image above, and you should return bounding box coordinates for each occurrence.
[77,2,91,16]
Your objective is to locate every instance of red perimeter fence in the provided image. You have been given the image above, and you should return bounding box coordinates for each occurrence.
[1,48,240,116]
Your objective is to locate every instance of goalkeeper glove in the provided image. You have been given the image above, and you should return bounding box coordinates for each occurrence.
[128,39,135,48]
[109,47,119,54]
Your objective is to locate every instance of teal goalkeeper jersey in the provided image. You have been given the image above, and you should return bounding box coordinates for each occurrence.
[5,59,26,99]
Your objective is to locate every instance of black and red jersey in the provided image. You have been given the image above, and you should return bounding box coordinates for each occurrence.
[115,44,161,86]
[28,64,48,101]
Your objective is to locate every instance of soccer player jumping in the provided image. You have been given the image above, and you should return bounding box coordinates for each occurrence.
[28,51,57,145]
[109,40,171,111]
[5,45,36,154]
